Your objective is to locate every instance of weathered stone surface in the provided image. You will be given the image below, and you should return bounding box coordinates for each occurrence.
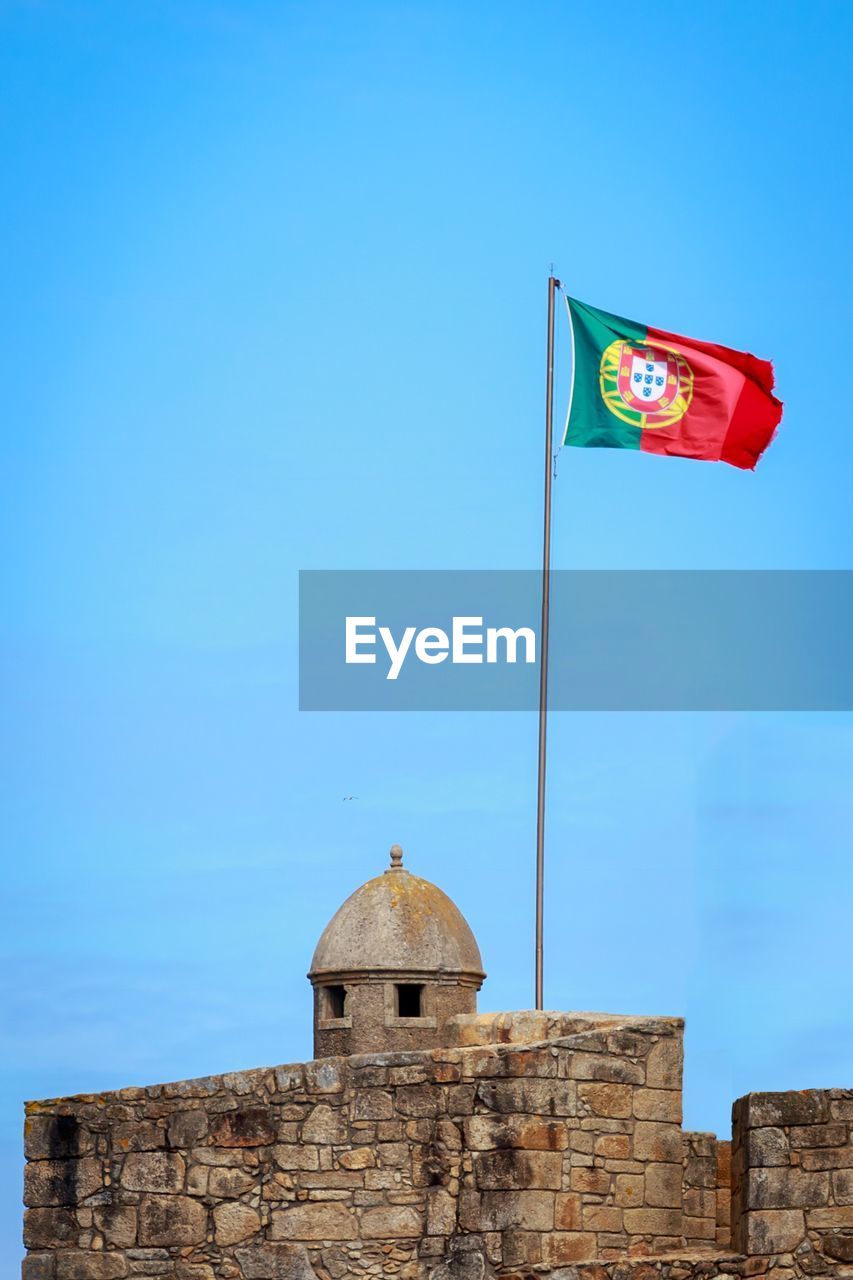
[137,1193,207,1245]
[25,1116,92,1161]
[632,1089,681,1123]
[633,1121,681,1163]
[622,1207,681,1235]
[24,1158,103,1206]
[464,1114,568,1150]
[22,1255,55,1280]
[209,1107,275,1147]
[478,1189,555,1231]
[821,1230,853,1262]
[744,1207,806,1253]
[578,1082,632,1119]
[301,1103,347,1144]
[747,1166,828,1209]
[93,1203,137,1247]
[360,1204,423,1237]
[235,1244,319,1279]
[429,1249,492,1280]
[121,1150,185,1193]
[474,1148,562,1190]
[54,1255,128,1280]
[644,1037,682,1090]
[207,1164,257,1197]
[644,1162,681,1208]
[476,1078,576,1116]
[746,1091,830,1128]
[269,1201,357,1240]
[23,1207,77,1249]
[213,1199,261,1244]
[746,1126,790,1166]
[167,1109,209,1148]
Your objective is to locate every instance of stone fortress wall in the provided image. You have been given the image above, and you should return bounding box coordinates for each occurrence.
[22,1011,853,1279]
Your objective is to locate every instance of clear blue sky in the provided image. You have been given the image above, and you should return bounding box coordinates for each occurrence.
[2,0,852,1261]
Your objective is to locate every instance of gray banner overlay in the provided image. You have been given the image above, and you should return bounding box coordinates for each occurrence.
[299,570,853,711]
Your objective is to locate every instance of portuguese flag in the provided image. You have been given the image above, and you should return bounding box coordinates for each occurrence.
[564,297,782,470]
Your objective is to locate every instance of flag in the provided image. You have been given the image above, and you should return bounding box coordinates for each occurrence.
[563,296,783,470]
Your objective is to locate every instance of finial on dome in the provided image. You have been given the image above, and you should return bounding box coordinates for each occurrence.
[388,844,404,870]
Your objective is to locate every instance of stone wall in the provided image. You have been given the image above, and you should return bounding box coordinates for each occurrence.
[23,1014,688,1279]
[732,1089,853,1272]
[681,1133,718,1250]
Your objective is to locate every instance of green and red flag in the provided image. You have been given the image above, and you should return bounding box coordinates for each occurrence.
[563,296,782,470]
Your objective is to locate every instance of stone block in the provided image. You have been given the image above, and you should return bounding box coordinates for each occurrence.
[595,1134,630,1159]
[570,1054,644,1085]
[746,1091,830,1128]
[743,1207,806,1253]
[93,1203,137,1247]
[270,1201,357,1240]
[463,1115,567,1151]
[632,1089,681,1123]
[542,1231,597,1264]
[821,1231,853,1263]
[360,1204,423,1237]
[834,1168,853,1203]
[644,1162,681,1208]
[121,1150,184,1193]
[301,1104,348,1144]
[207,1165,257,1197]
[577,1082,632,1119]
[808,1205,853,1227]
[112,1120,164,1152]
[353,1090,394,1120]
[555,1191,582,1230]
[683,1187,716,1219]
[137,1193,207,1246]
[582,1204,623,1231]
[801,1145,853,1170]
[615,1173,644,1206]
[54,1256,128,1280]
[746,1126,789,1166]
[24,1159,103,1206]
[234,1245,318,1280]
[427,1187,457,1235]
[213,1201,261,1245]
[338,1145,375,1169]
[475,1078,576,1116]
[633,1121,681,1164]
[25,1116,92,1161]
[622,1207,681,1235]
[22,1255,55,1280]
[23,1207,77,1249]
[789,1122,848,1148]
[644,1037,683,1090]
[474,1148,562,1190]
[477,1189,554,1231]
[167,1110,209,1148]
[272,1144,320,1170]
[570,1167,610,1195]
[395,1085,444,1117]
[747,1166,829,1209]
[209,1107,275,1147]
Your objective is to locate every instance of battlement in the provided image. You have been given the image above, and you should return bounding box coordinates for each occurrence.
[21,1014,853,1279]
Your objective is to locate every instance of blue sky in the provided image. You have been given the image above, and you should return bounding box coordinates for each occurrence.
[2,0,852,1261]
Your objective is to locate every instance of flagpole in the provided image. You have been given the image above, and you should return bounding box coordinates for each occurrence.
[535,273,559,1011]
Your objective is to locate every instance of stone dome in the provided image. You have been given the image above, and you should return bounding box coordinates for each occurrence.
[309,845,485,981]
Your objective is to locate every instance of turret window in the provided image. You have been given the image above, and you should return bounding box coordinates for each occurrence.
[395,983,423,1018]
[325,985,347,1019]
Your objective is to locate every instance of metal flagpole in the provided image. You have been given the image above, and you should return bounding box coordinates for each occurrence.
[535,273,559,1010]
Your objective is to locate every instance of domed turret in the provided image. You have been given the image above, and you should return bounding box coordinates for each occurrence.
[308,845,485,1058]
